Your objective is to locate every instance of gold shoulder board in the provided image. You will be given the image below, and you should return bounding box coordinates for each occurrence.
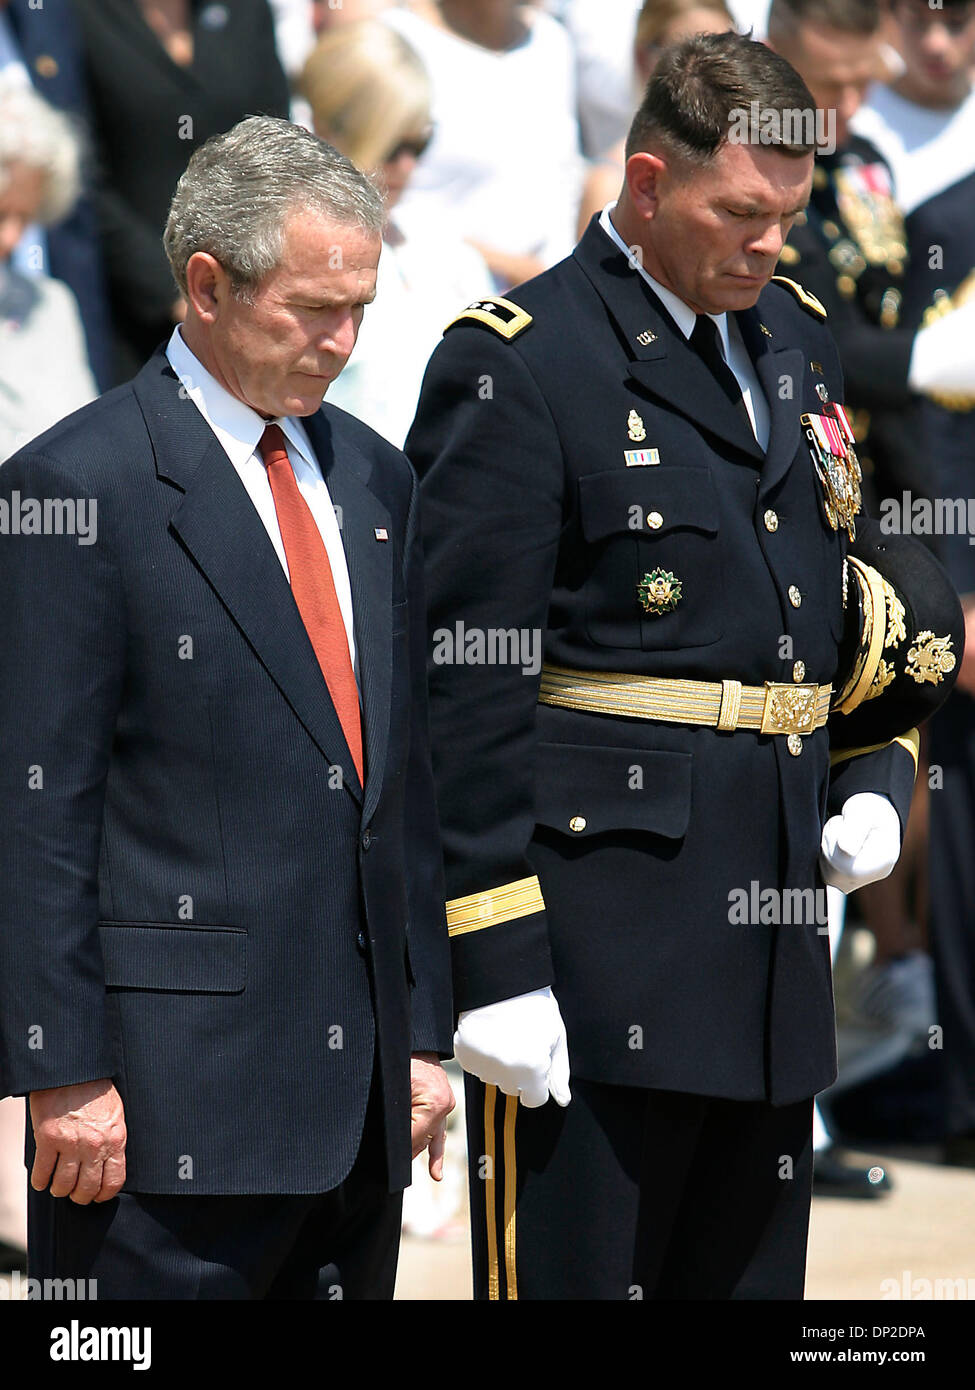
[444,296,533,340]
[771,275,827,319]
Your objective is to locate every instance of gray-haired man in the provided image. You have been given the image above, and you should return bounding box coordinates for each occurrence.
[0,116,454,1299]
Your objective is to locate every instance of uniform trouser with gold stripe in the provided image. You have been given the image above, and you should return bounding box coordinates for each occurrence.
[465,1074,814,1300]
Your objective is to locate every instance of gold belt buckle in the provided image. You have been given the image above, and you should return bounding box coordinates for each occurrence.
[760,682,819,737]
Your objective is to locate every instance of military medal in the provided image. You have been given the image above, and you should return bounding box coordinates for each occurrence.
[627,410,646,442]
[637,569,682,615]
[833,163,907,271]
[624,448,659,467]
[801,402,862,540]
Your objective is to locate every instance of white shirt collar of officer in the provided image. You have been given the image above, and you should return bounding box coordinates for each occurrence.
[598,201,732,359]
[597,202,769,450]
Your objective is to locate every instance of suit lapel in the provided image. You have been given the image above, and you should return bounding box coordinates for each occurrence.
[303,411,394,825]
[572,217,765,464]
[133,352,366,805]
[736,305,804,495]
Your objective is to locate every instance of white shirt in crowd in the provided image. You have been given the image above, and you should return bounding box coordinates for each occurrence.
[545,0,770,161]
[599,202,770,450]
[0,267,96,462]
[852,81,975,217]
[545,0,642,159]
[165,325,358,682]
[382,4,583,275]
[326,210,493,449]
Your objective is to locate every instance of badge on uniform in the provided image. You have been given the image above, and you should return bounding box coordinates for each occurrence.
[637,569,682,616]
[625,448,660,467]
[801,402,862,541]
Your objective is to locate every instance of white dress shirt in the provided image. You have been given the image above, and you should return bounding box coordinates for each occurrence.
[599,203,770,451]
[165,326,358,684]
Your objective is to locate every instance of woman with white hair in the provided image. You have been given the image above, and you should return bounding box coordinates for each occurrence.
[301,19,492,449]
[0,76,96,462]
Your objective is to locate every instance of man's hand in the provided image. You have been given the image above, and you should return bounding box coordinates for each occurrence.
[453,986,571,1109]
[410,1053,455,1181]
[29,1079,126,1205]
[820,792,901,895]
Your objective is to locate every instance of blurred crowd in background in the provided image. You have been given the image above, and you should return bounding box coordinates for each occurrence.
[1,0,975,1274]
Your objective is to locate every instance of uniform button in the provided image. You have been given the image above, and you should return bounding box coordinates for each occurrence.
[647,511,663,530]
[361,828,372,851]
[789,585,802,608]
[357,931,367,950]
[787,734,803,756]
[569,816,587,832]
[793,660,806,682]
[764,509,779,532]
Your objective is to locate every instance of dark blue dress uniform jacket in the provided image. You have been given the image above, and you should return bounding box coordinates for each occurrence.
[0,348,453,1194]
[406,216,917,1108]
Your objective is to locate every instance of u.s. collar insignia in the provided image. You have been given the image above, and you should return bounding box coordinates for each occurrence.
[637,329,657,345]
[627,409,646,442]
[801,403,862,540]
[638,569,682,616]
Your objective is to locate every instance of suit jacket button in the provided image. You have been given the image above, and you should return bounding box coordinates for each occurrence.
[361,828,372,850]
[357,931,367,951]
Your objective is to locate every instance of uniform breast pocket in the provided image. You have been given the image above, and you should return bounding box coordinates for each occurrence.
[578,466,724,651]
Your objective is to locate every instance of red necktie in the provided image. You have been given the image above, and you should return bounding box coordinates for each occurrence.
[258,424,364,786]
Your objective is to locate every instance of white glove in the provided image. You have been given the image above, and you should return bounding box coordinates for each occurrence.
[908,299,975,396]
[819,792,901,895]
[453,986,571,1109]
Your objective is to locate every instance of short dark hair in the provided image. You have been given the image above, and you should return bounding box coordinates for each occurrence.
[625,30,818,165]
[768,0,881,39]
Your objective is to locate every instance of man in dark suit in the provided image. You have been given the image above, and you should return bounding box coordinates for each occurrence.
[406,33,959,1298]
[0,115,453,1299]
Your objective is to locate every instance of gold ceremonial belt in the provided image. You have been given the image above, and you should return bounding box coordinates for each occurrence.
[538,663,832,738]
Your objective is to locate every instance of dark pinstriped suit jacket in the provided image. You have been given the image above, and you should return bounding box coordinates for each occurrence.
[0,347,453,1194]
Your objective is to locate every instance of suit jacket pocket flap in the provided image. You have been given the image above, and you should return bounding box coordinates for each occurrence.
[98,923,246,993]
[534,742,692,839]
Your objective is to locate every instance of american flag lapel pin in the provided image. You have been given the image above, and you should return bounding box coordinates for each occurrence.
[374,527,388,541]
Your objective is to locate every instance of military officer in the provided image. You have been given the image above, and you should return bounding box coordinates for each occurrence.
[406,32,961,1299]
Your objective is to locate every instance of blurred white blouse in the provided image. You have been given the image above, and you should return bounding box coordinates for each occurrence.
[325,210,492,450]
[382,5,583,274]
[0,265,96,462]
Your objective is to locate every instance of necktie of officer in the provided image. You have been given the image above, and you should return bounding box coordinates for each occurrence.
[689,314,756,441]
[258,424,364,786]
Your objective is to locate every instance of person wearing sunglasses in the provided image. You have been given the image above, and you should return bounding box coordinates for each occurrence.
[300,19,492,450]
